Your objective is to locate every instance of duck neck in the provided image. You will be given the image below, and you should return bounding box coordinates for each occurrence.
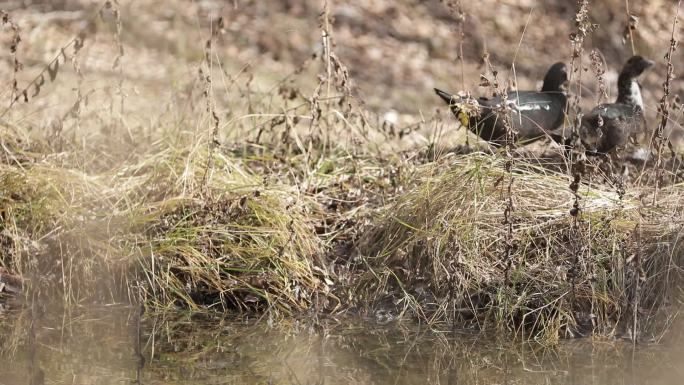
[541,80,561,93]
[616,75,644,110]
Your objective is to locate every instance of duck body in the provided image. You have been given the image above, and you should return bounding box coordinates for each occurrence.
[435,62,568,146]
[580,56,654,154]
[580,103,645,154]
[478,90,567,144]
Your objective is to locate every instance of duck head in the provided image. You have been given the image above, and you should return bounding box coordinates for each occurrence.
[616,56,654,109]
[619,55,655,79]
[541,62,568,92]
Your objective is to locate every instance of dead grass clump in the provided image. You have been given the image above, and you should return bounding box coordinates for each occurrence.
[128,148,332,315]
[0,161,131,303]
[356,153,684,340]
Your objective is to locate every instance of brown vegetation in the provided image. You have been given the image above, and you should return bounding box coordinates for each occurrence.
[1,0,684,341]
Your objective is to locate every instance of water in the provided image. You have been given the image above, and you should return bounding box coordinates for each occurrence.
[0,305,683,385]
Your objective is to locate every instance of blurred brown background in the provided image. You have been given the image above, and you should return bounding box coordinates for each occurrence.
[2,0,683,145]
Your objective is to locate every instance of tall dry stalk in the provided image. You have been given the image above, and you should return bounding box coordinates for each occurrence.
[624,0,637,54]
[1,10,21,109]
[108,0,127,138]
[481,52,516,282]
[566,0,594,146]
[311,1,354,156]
[0,2,108,120]
[319,0,333,154]
[651,1,681,203]
[631,224,642,344]
[444,0,468,145]
[589,49,607,105]
[68,34,85,145]
[201,16,224,192]
[567,0,595,302]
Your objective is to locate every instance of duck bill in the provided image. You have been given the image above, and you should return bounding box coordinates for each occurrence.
[434,88,456,105]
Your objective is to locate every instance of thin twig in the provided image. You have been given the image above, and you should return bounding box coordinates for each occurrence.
[0,2,109,120]
[624,0,636,54]
[651,0,681,203]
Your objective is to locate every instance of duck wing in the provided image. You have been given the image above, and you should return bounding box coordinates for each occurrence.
[437,89,566,145]
[510,91,566,139]
[587,103,640,121]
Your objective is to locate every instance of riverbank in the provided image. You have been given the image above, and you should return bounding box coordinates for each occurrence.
[2,120,683,340]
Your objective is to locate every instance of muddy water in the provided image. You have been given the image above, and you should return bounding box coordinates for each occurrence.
[0,305,683,385]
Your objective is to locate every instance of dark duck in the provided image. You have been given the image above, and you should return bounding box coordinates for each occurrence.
[579,55,654,155]
[434,62,568,146]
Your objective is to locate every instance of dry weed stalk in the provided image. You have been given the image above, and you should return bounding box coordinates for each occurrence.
[589,49,607,105]
[107,0,126,133]
[322,0,333,109]
[304,0,335,154]
[68,35,85,144]
[566,0,595,303]
[630,224,642,344]
[0,2,107,120]
[651,1,681,203]
[305,0,355,157]
[1,10,21,108]
[481,52,516,281]
[567,0,595,144]
[441,0,469,146]
[623,0,637,54]
[441,0,467,90]
[200,16,225,192]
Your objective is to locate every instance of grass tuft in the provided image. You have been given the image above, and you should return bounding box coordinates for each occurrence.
[357,153,684,339]
[131,151,331,314]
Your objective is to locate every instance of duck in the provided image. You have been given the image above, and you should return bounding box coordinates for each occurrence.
[434,62,568,146]
[579,55,654,155]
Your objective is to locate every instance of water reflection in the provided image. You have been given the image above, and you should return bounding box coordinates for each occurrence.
[0,304,683,385]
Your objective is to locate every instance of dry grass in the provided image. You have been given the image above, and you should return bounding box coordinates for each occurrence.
[357,153,684,339]
[0,155,129,304]
[127,146,332,315]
